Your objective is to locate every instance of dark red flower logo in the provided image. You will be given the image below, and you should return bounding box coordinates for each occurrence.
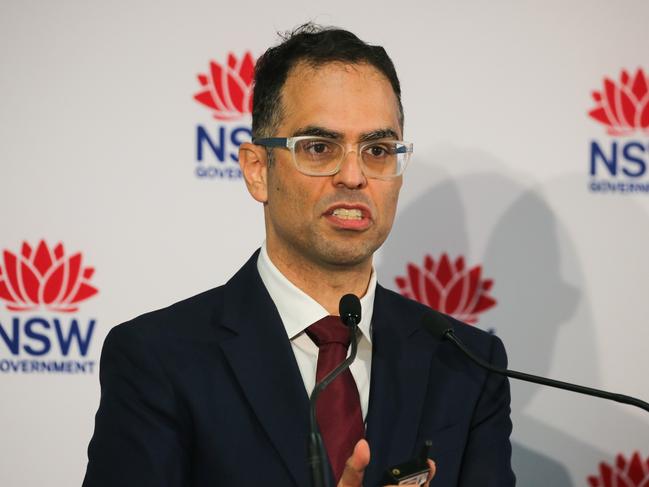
[194,52,255,121]
[588,68,649,135]
[395,253,496,324]
[588,451,649,487]
[0,240,98,313]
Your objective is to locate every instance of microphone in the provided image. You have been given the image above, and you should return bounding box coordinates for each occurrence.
[339,293,362,328]
[421,311,649,413]
[308,294,362,487]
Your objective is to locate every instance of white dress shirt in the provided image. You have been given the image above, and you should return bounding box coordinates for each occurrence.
[256,242,375,420]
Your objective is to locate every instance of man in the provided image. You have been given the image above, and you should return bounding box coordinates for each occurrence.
[83,24,514,487]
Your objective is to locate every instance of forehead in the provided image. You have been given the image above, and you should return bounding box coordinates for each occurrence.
[278,61,402,139]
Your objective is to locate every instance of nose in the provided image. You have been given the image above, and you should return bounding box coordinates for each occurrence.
[332,150,367,189]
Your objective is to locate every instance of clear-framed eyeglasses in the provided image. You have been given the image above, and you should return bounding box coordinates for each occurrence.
[252,136,413,179]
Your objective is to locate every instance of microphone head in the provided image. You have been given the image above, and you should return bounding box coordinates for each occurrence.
[421,311,453,340]
[339,294,361,326]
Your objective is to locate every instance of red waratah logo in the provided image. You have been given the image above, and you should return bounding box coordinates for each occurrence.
[395,253,496,324]
[588,451,649,487]
[194,52,255,121]
[0,240,98,313]
[588,68,649,135]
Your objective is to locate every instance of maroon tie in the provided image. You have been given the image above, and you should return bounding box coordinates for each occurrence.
[306,316,365,482]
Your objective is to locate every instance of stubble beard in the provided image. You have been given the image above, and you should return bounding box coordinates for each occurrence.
[311,236,376,268]
[295,220,391,271]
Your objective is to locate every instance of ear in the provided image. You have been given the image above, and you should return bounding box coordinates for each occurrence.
[239,142,268,203]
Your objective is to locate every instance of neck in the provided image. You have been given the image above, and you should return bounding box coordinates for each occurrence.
[265,241,373,315]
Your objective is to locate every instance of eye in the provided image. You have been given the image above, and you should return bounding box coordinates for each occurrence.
[305,142,331,155]
[297,139,339,160]
[364,143,392,158]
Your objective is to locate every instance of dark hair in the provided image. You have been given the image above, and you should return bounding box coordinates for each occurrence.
[252,23,403,138]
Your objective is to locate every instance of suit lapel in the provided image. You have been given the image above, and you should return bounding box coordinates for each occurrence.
[217,252,310,487]
[364,286,438,486]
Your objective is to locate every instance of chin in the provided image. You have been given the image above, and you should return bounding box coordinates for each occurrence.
[314,241,378,268]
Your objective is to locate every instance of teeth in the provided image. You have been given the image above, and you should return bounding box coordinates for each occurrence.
[332,208,363,220]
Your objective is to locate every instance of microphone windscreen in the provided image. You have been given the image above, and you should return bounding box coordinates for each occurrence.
[421,311,453,340]
[339,294,361,326]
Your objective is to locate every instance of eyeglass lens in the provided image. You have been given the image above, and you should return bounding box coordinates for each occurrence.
[293,138,408,176]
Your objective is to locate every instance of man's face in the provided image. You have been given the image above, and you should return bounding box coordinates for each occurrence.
[262,61,403,270]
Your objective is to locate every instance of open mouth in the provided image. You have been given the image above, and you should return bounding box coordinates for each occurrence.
[331,208,363,220]
[324,204,372,230]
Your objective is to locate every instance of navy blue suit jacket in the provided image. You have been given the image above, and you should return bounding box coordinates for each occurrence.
[83,251,515,486]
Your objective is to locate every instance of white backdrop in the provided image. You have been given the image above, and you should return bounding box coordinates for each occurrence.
[1,1,648,486]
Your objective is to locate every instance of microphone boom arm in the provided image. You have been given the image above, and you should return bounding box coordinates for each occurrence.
[444,330,649,413]
[308,310,360,487]
[309,322,359,426]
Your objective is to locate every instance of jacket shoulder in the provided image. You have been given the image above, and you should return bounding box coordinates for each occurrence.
[377,284,507,361]
[107,285,226,345]
[107,250,262,345]
[376,284,433,313]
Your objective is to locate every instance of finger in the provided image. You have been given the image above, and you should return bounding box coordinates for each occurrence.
[337,439,371,487]
[423,459,436,486]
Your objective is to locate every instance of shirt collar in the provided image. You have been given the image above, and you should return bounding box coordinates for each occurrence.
[256,242,375,343]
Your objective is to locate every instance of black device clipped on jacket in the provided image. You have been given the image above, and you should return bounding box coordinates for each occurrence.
[307,294,361,487]
[382,440,432,485]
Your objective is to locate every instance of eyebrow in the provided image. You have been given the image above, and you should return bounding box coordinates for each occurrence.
[291,126,400,141]
[358,129,399,142]
[292,126,343,139]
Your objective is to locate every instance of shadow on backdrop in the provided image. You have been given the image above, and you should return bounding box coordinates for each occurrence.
[376,147,614,485]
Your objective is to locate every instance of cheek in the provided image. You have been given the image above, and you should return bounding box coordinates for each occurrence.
[268,173,312,219]
[378,184,402,224]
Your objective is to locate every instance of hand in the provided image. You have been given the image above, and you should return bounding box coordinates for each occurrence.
[337,439,436,487]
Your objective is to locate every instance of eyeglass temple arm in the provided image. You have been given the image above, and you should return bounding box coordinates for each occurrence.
[251,137,288,148]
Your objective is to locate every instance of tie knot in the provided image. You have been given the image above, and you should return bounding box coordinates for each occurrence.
[306,315,351,347]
